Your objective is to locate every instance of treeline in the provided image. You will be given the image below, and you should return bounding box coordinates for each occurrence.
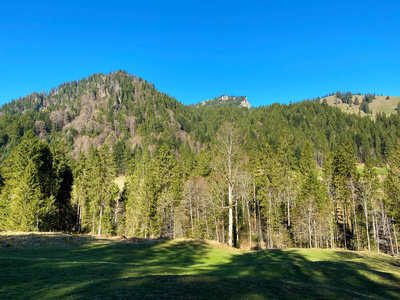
[0,126,399,255]
[0,71,399,254]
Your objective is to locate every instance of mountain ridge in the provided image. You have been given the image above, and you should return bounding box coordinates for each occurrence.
[196,95,251,108]
[0,70,400,168]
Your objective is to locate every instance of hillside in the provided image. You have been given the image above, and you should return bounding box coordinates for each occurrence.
[1,71,400,255]
[321,93,400,117]
[0,71,399,166]
[0,235,399,299]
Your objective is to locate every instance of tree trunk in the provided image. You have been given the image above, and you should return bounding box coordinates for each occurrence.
[92,211,95,235]
[189,188,194,238]
[257,196,264,249]
[307,207,312,248]
[253,180,257,244]
[76,205,81,232]
[212,203,219,242]
[246,196,252,248]
[351,185,360,251]
[343,206,347,249]
[393,223,399,256]
[373,211,379,253]
[363,196,371,252]
[329,214,334,249]
[98,204,103,236]
[228,182,233,247]
[287,193,291,228]
[314,219,317,248]
[235,196,239,247]
[222,219,225,244]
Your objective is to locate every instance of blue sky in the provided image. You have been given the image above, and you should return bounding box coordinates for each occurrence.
[1,0,399,107]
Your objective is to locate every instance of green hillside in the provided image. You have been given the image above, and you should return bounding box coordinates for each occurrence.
[321,93,400,117]
[0,235,399,299]
[0,71,400,258]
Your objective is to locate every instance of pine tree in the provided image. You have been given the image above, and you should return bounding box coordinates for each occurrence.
[0,131,55,231]
[151,143,177,237]
[48,141,74,231]
[385,142,400,223]
[295,140,327,248]
[5,161,42,231]
[86,144,118,235]
[333,140,357,249]
[360,157,379,251]
[125,148,153,237]
[276,129,297,229]
[71,152,89,232]
[299,140,314,176]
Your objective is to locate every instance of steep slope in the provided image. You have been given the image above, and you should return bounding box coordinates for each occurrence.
[0,71,199,158]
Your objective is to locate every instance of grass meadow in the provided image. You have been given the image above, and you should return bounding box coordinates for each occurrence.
[0,233,399,299]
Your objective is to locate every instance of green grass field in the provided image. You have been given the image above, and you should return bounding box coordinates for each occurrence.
[1,234,399,299]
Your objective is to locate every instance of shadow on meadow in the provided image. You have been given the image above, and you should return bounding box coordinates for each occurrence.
[200,249,400,299]
[1,238,400,299]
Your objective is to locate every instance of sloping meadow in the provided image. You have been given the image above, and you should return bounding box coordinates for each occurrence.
[0,233,399,299]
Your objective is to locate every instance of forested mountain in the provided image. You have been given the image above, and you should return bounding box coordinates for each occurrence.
[0,71,399,255]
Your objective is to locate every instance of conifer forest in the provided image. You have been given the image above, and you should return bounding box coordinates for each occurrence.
[0,71,399,255]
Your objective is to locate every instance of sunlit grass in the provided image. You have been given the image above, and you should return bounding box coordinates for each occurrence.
[0,236,399,299]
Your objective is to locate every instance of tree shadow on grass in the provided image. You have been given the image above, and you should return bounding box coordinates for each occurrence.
[200,249,400,299]
[0,239,213,299]
[1,240,400,299]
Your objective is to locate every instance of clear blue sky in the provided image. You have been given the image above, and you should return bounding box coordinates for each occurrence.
[1,0,399,107]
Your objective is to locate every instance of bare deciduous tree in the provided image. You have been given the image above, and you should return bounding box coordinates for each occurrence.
[212,122,242,247]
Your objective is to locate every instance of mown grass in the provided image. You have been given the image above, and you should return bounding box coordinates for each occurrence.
[0,236,399,299]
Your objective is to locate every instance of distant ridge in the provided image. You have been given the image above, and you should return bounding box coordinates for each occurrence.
[316,92,400,117]
[196,95,251,108]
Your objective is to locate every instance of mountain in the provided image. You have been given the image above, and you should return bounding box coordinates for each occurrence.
[1,71,400,253]
[0,71,400,168]
[196,95,251,108]
[0,71,193,158]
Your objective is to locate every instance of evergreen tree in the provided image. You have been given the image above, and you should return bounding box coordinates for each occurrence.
[151,143,177,237]
[47,141,74,231]
[0,131,53,231]
[385,142,400,223]
[299,140,314,176]
[86,144,118,235]
[332,140,357,249]
[360,157,379,251]
[71,152,89,232]
[125,148,153,237]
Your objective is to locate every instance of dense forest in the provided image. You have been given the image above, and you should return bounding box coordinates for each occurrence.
[0,71,399,255]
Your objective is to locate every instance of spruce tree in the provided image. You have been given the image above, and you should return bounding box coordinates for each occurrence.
[332,140,357,249]
[0,131,53,231]
[385,142,400,223]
